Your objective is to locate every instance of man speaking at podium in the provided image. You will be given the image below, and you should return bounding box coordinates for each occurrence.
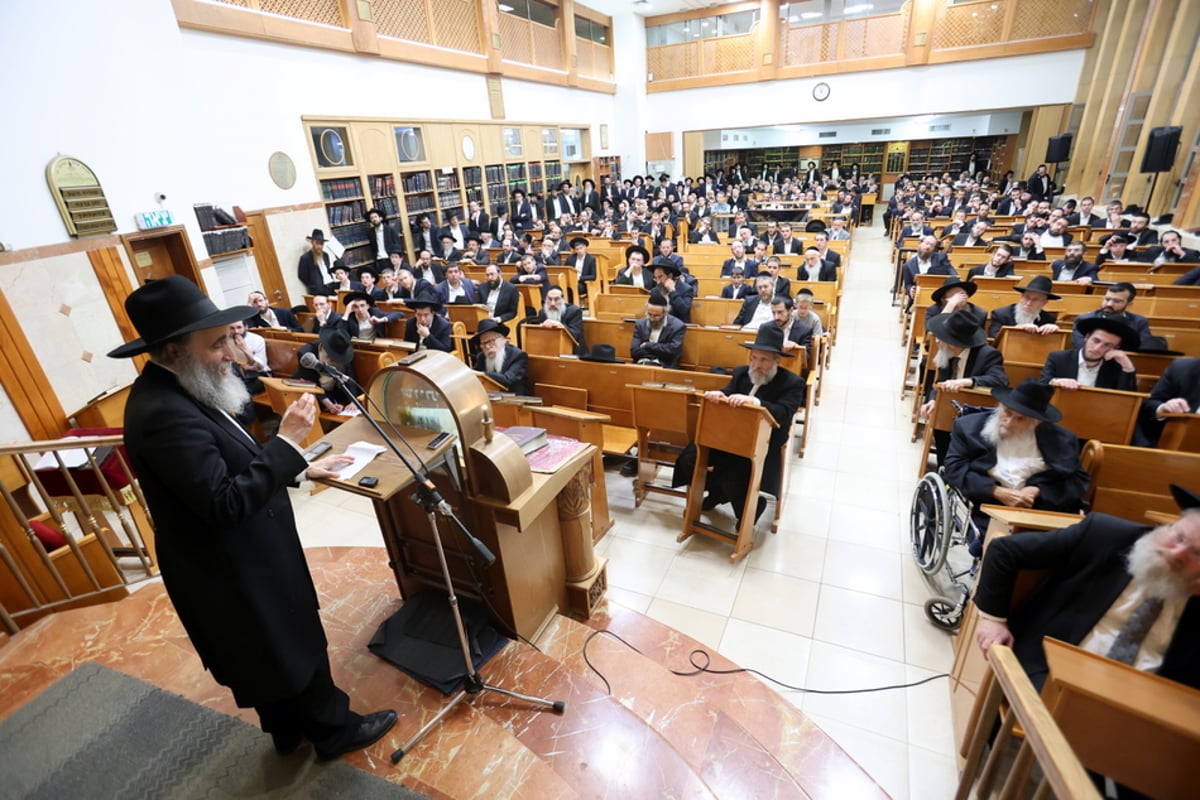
[109,276,396,760]
[701,325,805,525]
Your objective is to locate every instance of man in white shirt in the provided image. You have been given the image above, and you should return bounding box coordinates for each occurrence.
[731,275,777,330]
[229,319,269,375]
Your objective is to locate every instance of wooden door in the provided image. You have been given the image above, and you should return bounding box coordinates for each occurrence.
[120,227,200,287]
[244,211,289,307]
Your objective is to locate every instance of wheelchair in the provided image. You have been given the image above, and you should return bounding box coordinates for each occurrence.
[909,402,989,631]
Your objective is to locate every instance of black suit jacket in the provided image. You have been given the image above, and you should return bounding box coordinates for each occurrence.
[308,310,344,335]
[245,307,302,332]
[1070,310,1150,348]
[966,263,1016,279]
[732,296,770,327]
[902,253,955,290]
[403,314,453,352]
[1067,212,1104,227]
[1040,349,1137,392]
[795,263,837,283]
[1137,357,1200,445]
[924,344,1009,402]
[1175,266,1200,286]
[1144,245,1200,264]
[721,283,753,300]
[631,315,687,369]
[567,253,598,284]
[987,305,1059,339]
[478,280,520,322]
[368,222,404,261]
[716,365,806,494]
[1051,259,1099,282]
[298,250,332,295]
[773,239,805,256]
[612,266,655,290]
[473,345,530,396]
[945,412,1089,520]
[650,281,695,324]
[951,233,990,248]
[973,514,1200,691]
[526,305,586,355]
[123,363,324,706]
[468,210,490,235]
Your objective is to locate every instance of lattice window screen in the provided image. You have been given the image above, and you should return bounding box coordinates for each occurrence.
[257,0,345,28]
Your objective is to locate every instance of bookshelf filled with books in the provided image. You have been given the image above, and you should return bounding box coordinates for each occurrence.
[464,166,484,205]
[485,164,508,216]
[529,162,544,197]
[320,176,372,267]
[435,169,464,223]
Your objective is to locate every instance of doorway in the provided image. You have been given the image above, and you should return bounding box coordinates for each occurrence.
[121,227,200,287]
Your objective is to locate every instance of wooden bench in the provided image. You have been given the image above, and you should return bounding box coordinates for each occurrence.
[1081,441,1200,519]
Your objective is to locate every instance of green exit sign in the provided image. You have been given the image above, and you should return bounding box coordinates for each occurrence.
[135,210,174,230]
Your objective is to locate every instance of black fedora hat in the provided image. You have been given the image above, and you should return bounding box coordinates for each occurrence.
[579,344,624,363]
[1074,316,1139,351]
[319,327,354,367]
[569,236,589,249]
[1170,484,1200,511]
[928,309,987,349]
[438,230,456,241]
[652,259,683,277]
[403,288,442,310]
[107,276,254,358]
[740,324,794,357]
[1013,275,1061,300]
[306,228,326,243]
[931,275,978,305]
[625,244,651,264]
[342,291,375,307]
[992,378,1062,423]
[1132,334,1184,356]
[471,318,509,343]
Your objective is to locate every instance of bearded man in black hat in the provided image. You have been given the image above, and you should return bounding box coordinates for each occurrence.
[986,275,1062,339]
[471,319,529,396]
[298,228,333,295]
[944,379,1090,544]
[111,276,396,761]
[700,325,806,526]
[650,259,694,324]
[921,309,1009,420]
[1041,317,1139,392]
[402,289,453,352]
[523,285,586,356]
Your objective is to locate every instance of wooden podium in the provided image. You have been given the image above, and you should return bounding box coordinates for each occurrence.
[522,324,578,356]
[446,304,491,335]
[678,397,778,562]
[314,351,605,641]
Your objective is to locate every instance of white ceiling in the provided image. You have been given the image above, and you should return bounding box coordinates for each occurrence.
[582,0,713,19]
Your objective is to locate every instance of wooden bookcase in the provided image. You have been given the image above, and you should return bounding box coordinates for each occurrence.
[318,176,372,267]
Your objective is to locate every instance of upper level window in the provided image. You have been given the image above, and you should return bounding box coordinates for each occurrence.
[778,0,907,26]
[647,9,759,45]
[575,16,608,44]
[500,0,557,28]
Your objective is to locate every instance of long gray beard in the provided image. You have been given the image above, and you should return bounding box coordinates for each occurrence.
[1127,527,1190,601]
[750,365,777,387]
[544,308,563,322]
[932,347,957,370]
[174,351,251,415]
[1013,307,1039,326]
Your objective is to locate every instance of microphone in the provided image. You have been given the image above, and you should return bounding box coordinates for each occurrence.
[300,351,347,382]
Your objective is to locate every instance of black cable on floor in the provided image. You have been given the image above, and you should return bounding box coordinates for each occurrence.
[581,628,949,696]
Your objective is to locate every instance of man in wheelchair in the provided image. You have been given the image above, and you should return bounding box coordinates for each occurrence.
[943,379,1091,556]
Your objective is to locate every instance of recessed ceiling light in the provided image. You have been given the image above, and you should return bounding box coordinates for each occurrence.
[844,3,874,13]
[800,11,823,19]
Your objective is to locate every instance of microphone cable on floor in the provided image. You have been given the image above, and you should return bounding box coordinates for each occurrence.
[581,628,949,696]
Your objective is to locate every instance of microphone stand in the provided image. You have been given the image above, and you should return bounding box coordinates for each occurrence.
[309,359,565,765]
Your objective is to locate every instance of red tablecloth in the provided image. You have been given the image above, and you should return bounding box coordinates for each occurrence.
[35,427,133,496]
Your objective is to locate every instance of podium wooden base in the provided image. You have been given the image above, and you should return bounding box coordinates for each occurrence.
[566,557,607,621]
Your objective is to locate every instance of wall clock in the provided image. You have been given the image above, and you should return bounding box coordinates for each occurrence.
[268,151,296,189]
[813,82,831,102]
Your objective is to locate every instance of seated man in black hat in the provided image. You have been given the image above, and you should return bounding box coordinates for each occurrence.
[973,483,1200,695]
[1070,282,1152,348]
[437,231,462,263]
[402,290,453,352]
[566,236,598,299]
[612,244,655,290]
[902,236,956,301]
[1135,355,1200,447]
[471,319,529,396]
[298,228,334,295]
[478,263,520,323]
[523,285,586,356]
[357,266,387,302]
[699,325,806,526]
[631,295,687,369]
[245,290,302,332]
[944,379,1090,549]
[925,276,986,327]
[341,291,403,343]
[109,276,395,760]
[650,260,694,324]
[294,328,359,413]
[986,275,1061,339]
[324,261,363,296]
[1041,317,1138,392]
[459,234,489,266]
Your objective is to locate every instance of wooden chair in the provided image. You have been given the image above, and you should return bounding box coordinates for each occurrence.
[1051,385,1145,445]
[446,304,491,336]
[678,398,778,563]
[522,324,579,357]
[1158,413,1200,452]
[916,387,1000,476]
[260,377,323,448]
[956,644,1101,800]
[628,385,701,507]
[1082,441,1200,519]
[994,327,1070,364]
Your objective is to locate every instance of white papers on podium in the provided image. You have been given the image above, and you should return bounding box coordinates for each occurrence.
[334,441,387,481]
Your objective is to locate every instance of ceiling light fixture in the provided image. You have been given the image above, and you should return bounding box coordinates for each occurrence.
[844,3,874,13]
[499,3,514,11]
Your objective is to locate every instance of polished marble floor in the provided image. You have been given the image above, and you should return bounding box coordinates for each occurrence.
[0,217,959,798]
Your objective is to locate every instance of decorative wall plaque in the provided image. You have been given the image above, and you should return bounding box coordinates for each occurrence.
[46,156,118,237]
[268,151,296,189]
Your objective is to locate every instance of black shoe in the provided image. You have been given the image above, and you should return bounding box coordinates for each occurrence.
[702,492,724,511]
[620,458,638,477]
[314,710,398,761]
[754,497,768,522]
[272,732,304,756]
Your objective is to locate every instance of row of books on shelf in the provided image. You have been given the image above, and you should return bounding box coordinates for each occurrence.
[322,179,362,200]
[327,200,366,226]
[402,172,434,193]
[466,189,484,204]
[375,196,400,218]
[545,164,563,181]
[484,165,507,182]
[437,191,462,209]
[331,221,371,248]
[529,164,543,179]
[203,226,250,256]
[506,164,526,180]
[464,167,482,185]
[368,174,395,198]
[193,203,236,231]
[406,195,436,213]
[435,174,460,191]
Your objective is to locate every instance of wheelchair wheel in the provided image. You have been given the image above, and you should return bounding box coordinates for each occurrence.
[910,472,952,575]
[924,596,962,632]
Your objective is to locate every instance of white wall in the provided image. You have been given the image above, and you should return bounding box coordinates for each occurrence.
[643,50,1086,138]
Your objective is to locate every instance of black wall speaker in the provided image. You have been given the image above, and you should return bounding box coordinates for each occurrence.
[1045,133,1073,163]
[1141,126,1183,173]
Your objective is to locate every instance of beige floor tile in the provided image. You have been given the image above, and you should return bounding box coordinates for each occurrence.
[730,567,821,637]
[800,640,909,742]
[813,584,906,662]
[718,618,813,692]
[827,504,905,552]
[905,665,957,757]
[745,530,828,582]
[645,597,728,650]
[821,539,904,601]
[902,601,956,673]
[908,743,960,800]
